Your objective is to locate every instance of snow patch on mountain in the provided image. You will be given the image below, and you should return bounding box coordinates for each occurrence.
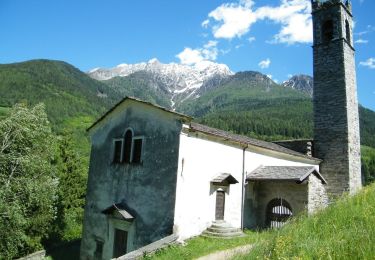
[87,59,234,107]
[282,75,313,97]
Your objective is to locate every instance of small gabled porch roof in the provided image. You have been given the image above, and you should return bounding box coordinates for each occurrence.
[102,203,135,221]
[247,166,327,184]
[211,173,239,185]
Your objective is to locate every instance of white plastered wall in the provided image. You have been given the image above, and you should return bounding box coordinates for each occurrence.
[173,132,243,240]
[173,130,320,240]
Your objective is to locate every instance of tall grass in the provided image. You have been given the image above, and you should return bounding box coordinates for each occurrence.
[238,183,375,259]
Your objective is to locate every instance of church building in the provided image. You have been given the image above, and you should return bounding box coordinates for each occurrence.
[80,1,361,259]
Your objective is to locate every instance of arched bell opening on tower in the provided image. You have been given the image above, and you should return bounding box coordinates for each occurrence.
[322,20,334,43]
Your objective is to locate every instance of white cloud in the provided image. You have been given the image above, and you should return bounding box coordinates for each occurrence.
[176,40,218,65]
[256,0,312,44]
[201,19,209,28]
[203,0,312,44]
[359,58,375,69]
[355,25,375,36]
[259,58,271,69]
[204,40,218,48]
[355,39,369,44]
[208,1,257,39]
[248,36,256,43]
[176,48,204,65]
[202,41,219,60]
[235,44,244,49]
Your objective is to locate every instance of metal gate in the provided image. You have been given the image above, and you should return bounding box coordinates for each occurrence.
[266,198,293,228]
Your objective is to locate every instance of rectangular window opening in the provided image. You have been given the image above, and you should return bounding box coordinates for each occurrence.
[113,139,123,163]
[132,138,143,163]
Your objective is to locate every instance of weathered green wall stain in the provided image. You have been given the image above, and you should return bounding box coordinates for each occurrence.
[81,100,183,259]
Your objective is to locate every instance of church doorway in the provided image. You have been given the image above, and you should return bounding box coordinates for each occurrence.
[266,198,293,228]
[215,190,225,220]
[113,228,128,258]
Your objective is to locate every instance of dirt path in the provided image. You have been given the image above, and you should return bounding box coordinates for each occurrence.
[195,244,253,260]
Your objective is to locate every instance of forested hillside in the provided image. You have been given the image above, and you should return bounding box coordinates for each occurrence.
[177,72,375,148]
[0,59,116,130]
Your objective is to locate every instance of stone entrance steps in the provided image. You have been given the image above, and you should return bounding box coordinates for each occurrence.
[202,221,244,238]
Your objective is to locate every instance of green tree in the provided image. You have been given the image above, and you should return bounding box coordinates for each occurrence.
[362,146,375,185]
[0,103,58,259]
[51,132,87,242]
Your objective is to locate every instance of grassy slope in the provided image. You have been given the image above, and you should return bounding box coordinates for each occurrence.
[238,183,375,259]
[145,231,260,260]
[146,183,375,259]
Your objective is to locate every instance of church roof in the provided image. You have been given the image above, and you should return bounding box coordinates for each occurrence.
[189,123,321,163]
[247,166,327,184]
[211,173,239,185]
[87,96,192,132]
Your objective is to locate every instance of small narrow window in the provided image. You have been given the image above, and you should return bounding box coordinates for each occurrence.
[113,139,123,163]
[345,20,351,43]
[123,130,133,163]
[132,138,143,163]
[322,20,333,43]
[94,239,104,259]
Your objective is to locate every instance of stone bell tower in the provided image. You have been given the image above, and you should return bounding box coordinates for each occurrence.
[311,0,361,197]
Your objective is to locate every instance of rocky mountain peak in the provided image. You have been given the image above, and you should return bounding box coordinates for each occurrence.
[87,59,233,107]
[282,74,313,97]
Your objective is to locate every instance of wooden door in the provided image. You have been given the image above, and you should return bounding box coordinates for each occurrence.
[113,229,128,258]
[215,190,225,220]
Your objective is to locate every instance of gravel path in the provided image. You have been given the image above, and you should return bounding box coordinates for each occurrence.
[195,244,253,260]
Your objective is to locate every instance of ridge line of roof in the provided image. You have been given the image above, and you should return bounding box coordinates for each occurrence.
[87,96,192,132]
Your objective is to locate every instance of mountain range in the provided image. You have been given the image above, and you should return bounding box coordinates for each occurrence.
[88,59,313,110]
[0,59,373,149]
[88,59,233,108]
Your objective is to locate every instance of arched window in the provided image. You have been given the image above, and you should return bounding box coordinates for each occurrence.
[345,20,351,44]
[322,20,334,43]
[112,128,144,164]
[266,198,293,228]
[123,129,133,163]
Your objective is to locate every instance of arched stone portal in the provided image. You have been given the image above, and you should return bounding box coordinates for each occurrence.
[266,198,293,228]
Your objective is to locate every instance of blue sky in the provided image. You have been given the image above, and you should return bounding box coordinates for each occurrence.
[0,0,374,110]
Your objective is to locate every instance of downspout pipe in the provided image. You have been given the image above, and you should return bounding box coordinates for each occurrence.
[241,145,248,230]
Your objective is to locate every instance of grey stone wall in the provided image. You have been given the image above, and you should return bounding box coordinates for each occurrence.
[80,101,183,259]
[273,140,313,157]
[312,1,361,198]
[307,174,329,214]
[244,181,308,229]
